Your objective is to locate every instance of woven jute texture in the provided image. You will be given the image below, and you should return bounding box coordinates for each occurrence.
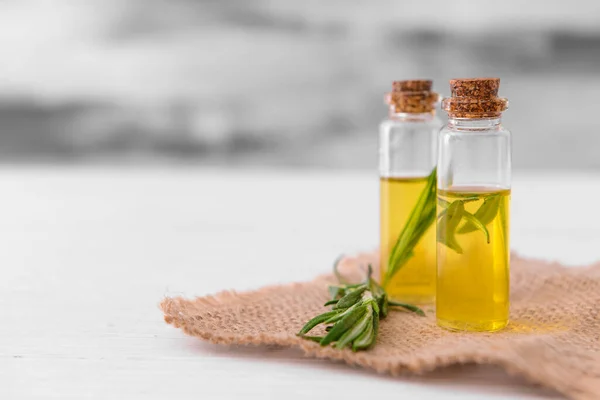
[161,252,600,399]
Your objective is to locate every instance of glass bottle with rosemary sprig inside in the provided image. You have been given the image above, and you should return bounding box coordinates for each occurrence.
[436,77,511,332]
[380,80,441,304]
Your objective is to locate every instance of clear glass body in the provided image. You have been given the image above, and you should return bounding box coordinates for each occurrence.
[379,109,441,304]
[436,117,511,331]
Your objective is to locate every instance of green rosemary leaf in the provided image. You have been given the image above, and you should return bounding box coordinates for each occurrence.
[462,210,490,243]
[324,303,359,324]
[335,305,373,349]
[369,282,387,318]
[478,194,501,223]
[439,196,479,207]
[320,305,367,346]
[437,200,465,254]
[371,295,380,315]
[329,283,362,301]
[388,301,426,316]
[407,208,436,250]
[386,170,434,276]
[390,192,436,273]
[333,286,367,309]
[323,299,339,307]
[391,250,415,274]
[352,317,375,351]
[297,309,343,335]
[368,269,385,296]
[458,194,500,234]
[380,293,388,319]
[301,335,324,343]
[384,168,437,285]
[369,280,385,300]
[372,308,379,340]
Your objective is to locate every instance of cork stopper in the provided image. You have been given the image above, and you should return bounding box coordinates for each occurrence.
[385,80,439,114]
[392,80,432,92]
[442,77,508,118]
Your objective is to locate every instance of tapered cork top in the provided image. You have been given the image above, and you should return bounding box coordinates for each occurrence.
[385,80,439,114]
[442,77,508,118]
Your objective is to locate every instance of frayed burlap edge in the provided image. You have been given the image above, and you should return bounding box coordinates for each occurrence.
[161,253,600,400]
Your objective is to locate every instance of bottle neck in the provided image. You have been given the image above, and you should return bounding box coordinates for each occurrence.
[447,117,501,131]
[388,107,435,122]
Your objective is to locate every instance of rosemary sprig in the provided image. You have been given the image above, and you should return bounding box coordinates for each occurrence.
[383,167,437,286]
[298,170,501,351]
[297,263,425,351]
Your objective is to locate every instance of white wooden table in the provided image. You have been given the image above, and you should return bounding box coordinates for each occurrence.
[3,165,597,399]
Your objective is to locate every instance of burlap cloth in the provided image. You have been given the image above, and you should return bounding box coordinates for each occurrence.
[161,252,600,399]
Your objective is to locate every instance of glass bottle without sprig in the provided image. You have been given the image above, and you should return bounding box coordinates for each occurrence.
[436,77,511,332]
[379,80,442,304]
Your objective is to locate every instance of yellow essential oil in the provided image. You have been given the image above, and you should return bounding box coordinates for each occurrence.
[436,187,510,332]
[380,176,436,304]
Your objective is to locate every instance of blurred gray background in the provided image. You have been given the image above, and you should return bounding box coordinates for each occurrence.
[1,0,599,170]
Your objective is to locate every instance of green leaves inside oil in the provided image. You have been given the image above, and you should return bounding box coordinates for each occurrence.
[437,200,465,253]
[458,195,500,234]
[437,193,501,253]
[383,168,437,286]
